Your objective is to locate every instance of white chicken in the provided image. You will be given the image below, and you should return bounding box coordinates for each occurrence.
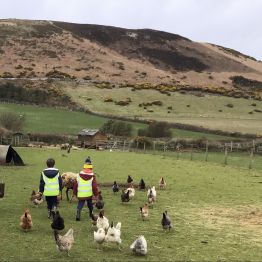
[125,187,135,198]
[105,222,122,249]
[96,210,109,231]
[147,186,156,201]
[54,228,74,256]
[94,228,106,249]
[130,235,147,256]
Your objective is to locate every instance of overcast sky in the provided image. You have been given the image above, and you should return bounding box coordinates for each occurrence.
[1,0,262,60]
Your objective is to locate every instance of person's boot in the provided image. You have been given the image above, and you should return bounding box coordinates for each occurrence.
[76,209,81,221]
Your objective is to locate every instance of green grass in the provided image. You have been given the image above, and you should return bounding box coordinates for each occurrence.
[0,102,235,140]
[0,103,145,135]
[1,148,262,261]
[63,83,262,135]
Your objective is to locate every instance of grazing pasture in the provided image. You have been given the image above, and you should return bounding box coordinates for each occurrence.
[1,148,262,261]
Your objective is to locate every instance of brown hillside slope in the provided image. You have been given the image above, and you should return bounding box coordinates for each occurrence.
[0,19,262,94]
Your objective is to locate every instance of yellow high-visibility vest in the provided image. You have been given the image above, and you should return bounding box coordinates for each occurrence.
[77,175,93,198]
[42,173,59,196]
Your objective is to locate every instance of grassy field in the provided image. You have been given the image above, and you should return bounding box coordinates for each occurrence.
[63,83,262,135]
[0,103,233,140]
[1,148,262,261]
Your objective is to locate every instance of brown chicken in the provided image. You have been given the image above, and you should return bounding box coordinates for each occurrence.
[30,190,43,207]
[20,209,33,231]
[140,203,149,220]
[54,228,74,256]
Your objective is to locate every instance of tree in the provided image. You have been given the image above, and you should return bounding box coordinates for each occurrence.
[138,121,172,138]
[0,112,26,131]
[100,120,133,136]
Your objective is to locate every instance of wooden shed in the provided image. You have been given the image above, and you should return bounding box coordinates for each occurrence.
[77,129,107,148]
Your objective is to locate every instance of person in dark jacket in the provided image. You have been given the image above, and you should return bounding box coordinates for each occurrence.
[39,158,62,218]
[73,159,98,221]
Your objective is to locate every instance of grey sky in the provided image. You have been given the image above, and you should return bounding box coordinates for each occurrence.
[1,0,262,60]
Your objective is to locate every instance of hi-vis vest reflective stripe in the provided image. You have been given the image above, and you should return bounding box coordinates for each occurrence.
[42,173,59,196]
[77,175,93,198]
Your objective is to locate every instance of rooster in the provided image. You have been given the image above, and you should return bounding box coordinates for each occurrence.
[161,211,172,231]
[30,190,43,207]
[130,235,147,255]
[95,191,104,210]
[51,210,65,231]
[138,179,146,190]
[20,209,33,231]
[121,189,130,203]
[112,181,119,194]
[140,203,149,220]
[105,222,122,249]
[96,210,109,231]
[159,177,167,190]
[54,228,74,256]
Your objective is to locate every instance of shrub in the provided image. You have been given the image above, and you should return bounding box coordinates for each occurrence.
[100,120,133,137]
[225,103,234,108]
[138,121,172,138]
[0,112,26,131]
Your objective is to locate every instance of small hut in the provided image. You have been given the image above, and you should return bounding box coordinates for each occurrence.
[77,129,107,148]
[0,145,25,166]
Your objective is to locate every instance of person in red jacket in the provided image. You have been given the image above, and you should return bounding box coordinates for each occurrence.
[73,158,98,221]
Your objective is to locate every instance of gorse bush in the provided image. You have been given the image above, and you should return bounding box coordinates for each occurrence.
[138,121,172,138]
[100,120,133,136]
[0,112,26,131]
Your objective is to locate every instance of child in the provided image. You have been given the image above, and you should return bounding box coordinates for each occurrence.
[73,158,98,221]
[39,158,62,218]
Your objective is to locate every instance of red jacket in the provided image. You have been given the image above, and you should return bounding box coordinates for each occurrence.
[73,170,98,200]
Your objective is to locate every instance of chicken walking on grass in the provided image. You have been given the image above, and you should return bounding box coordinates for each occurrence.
[20,209,33,232]
[105,222,122,250]
[161,211,172,231]
[51,210,65,231]
[30,190,43,207]
[130,235,147,256]
[140,203,149,220]
[54,228,74,256]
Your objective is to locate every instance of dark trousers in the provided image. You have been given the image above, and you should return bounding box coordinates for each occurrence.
[77,199,93,216]
[45,196,58,210]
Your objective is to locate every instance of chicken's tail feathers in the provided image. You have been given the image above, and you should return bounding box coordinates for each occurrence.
[115,222,121,230]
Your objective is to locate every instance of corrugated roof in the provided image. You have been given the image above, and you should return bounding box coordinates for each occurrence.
[78,129,99,136]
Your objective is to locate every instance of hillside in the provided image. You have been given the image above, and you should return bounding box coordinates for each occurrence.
[0,19,262,96]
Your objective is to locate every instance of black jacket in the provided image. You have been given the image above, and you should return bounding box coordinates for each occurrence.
[39,168,62,194]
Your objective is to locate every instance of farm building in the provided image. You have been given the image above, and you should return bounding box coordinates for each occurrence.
[77,129,107,148]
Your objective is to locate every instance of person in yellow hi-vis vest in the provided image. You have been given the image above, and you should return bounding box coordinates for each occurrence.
[73,157,98,221]
[39,158,62,218]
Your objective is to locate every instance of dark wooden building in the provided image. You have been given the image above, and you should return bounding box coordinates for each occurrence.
[77,129,107,148]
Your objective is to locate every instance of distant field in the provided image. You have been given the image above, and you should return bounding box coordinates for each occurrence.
[0,103,233,140]
[63,83,262,135]
[1,148,262,261]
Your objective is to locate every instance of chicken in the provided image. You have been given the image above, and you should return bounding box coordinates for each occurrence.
[51,210,65,231]
[161,211,172,230]
[20,209,33,231]
[30,190,43,207]
[96,210,109,231]
[140,203,149,220]
[54,228,74,256]
[125,186,135,198]
[94,228,106,248]
[147,186,156,201]
[121,189,130,203]
[95,191,104,210]
[127,175,133,185]
[90,213,98,226]
[147,189,155,207]
[159,177,167,190]
[130,235,147,256]
[105,222,122,249]
[138,179,146,190]
[112,181,119,194]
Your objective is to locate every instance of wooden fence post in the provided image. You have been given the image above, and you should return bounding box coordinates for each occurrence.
[153,141,156,154]
[224,147,228,165]
[249,148,254,169]
[205,140,209,162]
[143,142,146,152]
[123,140,126,151]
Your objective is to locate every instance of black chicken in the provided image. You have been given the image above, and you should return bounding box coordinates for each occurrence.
[51,210,65,231]
[95,191,104,210]
[112,181,119,193]
[121,189,130,203]
[138,179,146,190]
[161,211,172,230]
[127,175,133,184]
